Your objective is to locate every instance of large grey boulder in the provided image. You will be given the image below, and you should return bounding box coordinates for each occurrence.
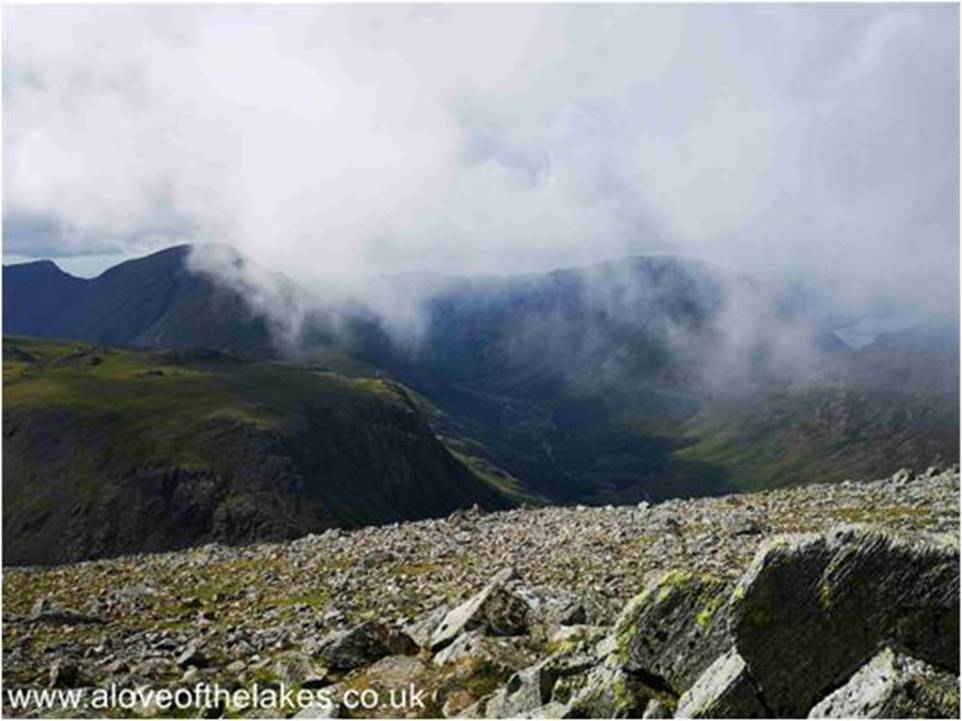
[613,571,732,693]
[315,621,416,671]
[430,568,529,650]
[808,647,960,719]
[731,526,959,716]
[675,649,768,719]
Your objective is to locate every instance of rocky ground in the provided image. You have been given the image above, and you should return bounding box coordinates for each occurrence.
[2,466,959,718]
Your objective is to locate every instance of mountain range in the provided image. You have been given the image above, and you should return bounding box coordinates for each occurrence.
[4,244,958,564]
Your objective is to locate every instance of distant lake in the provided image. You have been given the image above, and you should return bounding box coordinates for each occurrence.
[833,317,919,349]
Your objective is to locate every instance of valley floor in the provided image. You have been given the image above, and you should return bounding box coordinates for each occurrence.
[2,467,959,718]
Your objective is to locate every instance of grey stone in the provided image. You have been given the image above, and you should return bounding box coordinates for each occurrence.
[315,621,407,671]
[273,652,326,687]
[430,568,529,650]
[808,648,960,719]
[406,605,449,649]
[30,597,103,626]
[731,526,959,716]
[485,666,552,718]
[562,660,655,718]
[675,649,768,718]
[484,641,601,719]
[522,587,612,643]
[433,630,536,674]
[225,660,247,675]
[176,644,207,668]
[613,571,732,693]
[364,654,429,686]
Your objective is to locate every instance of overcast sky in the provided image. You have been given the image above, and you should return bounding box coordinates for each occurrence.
[3,4,959,317]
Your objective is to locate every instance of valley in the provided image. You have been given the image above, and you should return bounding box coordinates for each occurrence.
[2,245,958,563]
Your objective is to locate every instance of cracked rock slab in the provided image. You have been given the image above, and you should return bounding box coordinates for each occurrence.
[731,526,959,717]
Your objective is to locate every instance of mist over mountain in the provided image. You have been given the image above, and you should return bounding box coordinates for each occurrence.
[4,245,956,535]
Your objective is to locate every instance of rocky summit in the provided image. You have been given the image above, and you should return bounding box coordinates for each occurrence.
[2,467,959,719]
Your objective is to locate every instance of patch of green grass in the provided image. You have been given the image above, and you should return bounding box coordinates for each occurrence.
[2,336,441,482]
[389,561,442,577]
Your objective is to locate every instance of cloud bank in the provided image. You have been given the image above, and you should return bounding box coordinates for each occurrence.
[4,4,959,322]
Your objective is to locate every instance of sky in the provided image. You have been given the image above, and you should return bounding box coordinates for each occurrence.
[3,4,959,320]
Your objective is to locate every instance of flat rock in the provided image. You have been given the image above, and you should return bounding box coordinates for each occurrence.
[731,526,959,716]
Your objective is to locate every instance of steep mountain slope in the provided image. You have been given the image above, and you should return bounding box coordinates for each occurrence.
[3,337,512,565]
[3,246,280,353]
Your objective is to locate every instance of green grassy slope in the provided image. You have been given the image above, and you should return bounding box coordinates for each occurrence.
[3,337,513,566]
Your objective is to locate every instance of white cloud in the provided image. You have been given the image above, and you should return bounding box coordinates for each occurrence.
[3,4,958,320]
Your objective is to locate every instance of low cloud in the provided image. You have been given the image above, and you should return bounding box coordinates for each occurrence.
[4,4,958,335]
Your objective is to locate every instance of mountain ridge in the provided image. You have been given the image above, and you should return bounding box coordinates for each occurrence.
[3,244,958,558]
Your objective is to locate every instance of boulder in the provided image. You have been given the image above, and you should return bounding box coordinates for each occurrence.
[176,643,208,669]
[675,649,768,718]
[520,586,611,642]
[273,652,327,688]
[482,639,601,718]
[363,654,430,687]
[613,571,732,693]
[808,647,960,719]
[484,666,553,718]
[561,660,656,718]
[315,621,415,671]
[731,526,959,716]
[30,596,103,626]
[430,568,529,650]
[433,630,537,673]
